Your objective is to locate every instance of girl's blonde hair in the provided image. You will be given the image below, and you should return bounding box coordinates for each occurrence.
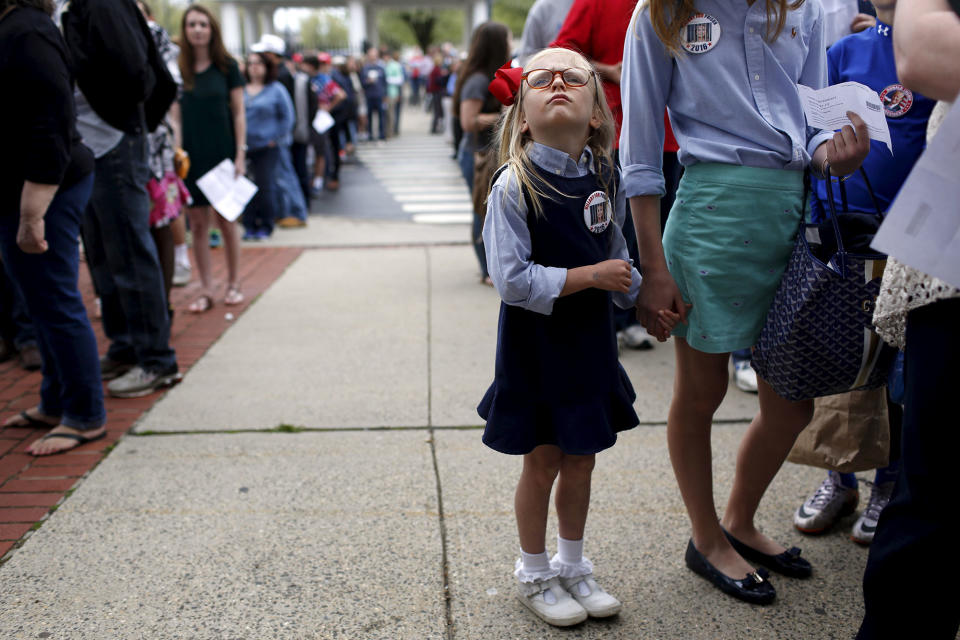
[638,0,805,56]
[494,48,617,218]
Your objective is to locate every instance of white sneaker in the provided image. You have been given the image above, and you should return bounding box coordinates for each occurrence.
[794,474,859,534]
[172,262,192,287]
[733,359,758,393]
[851,481,894,545]
[516,576,587,627]
[559,573,622,618]
[621,324,654,350]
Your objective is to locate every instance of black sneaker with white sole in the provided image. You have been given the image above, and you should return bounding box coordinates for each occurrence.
[107,365,182,398]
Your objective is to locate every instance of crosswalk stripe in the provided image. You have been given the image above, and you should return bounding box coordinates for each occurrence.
[402,202,473,213]
[411,213,474,224]
[394,193,471,202]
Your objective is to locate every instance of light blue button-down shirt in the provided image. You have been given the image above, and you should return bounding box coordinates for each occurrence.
[620,1,834,197]
[482,143,642,316]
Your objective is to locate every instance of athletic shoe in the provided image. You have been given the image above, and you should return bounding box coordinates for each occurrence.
[621,324,654,350]
[173,262,192,287]
[99,355,134,381]
[733,360,758,393]
[851,481,894,545]
[516,576,587,627]
[558,573,622,618]
[107,365,182,398]
[794,474,859,534]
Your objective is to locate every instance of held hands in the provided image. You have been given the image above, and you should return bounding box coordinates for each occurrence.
[591,259,632,293]
[17,218,47,254]
[824,111,871,177]
[635,268,690,342]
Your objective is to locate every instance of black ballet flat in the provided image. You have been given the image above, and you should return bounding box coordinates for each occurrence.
[723,529,813,579]
[684,539,776,605]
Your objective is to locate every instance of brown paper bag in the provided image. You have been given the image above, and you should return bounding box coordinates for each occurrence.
[787,388,890,473]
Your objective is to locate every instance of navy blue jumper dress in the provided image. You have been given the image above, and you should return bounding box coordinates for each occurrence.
[478,165,639,456]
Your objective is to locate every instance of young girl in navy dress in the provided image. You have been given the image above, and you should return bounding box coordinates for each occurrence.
[478,47,679,627]
[620,0,870,604]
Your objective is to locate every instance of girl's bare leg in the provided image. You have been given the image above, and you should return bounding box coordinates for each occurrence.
[669,337,756,579]
[516,445,563,554]
[720,377,813,554]
[555,454,595,541]
[213,214,240,289]
[187,206,213,294]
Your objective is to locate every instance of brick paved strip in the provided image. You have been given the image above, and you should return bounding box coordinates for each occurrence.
[19,464,93,479]
[0,493,63,508]
[0,247,302,561]
[0,523,32,540]
[0,478,77,493]
[0,507,48,523]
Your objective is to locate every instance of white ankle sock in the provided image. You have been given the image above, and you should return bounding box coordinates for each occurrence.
[174,244,189,266]
[521,550,551,575]
[557,536,584,566]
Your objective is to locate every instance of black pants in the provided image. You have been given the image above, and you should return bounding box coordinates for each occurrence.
[291,142,311,204]
[857,298,960,640]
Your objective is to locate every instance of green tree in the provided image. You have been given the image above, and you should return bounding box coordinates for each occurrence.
[493,0,535,39]
[377,8,464,51]
[300,10,350,52]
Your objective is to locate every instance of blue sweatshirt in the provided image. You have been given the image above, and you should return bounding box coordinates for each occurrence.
[245,82,294,151]
[810,21,935,221]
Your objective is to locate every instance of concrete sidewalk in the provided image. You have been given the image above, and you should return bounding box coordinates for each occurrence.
[0,110,873,639]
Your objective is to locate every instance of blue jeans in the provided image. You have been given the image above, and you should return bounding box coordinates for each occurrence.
[276,145,308,222]
[81,133,176,372]
[0,174,105,429]
[457,140,487,278]
[0,261,37,350]
[244,146,281,235]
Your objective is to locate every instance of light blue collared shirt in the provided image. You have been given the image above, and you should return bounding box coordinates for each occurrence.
[482,143,642,316]
[620,1,834,197]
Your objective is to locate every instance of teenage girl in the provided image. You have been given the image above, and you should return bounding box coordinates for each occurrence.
[478,47,678,626]
[620,1,871,604]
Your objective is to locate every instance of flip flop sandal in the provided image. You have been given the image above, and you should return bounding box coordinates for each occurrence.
[224,286,244,306]
[188,294,214,314]
[5,410,61,430]
[30,429,106,456]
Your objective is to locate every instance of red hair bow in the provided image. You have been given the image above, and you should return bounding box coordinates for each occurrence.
[489,62,524,106]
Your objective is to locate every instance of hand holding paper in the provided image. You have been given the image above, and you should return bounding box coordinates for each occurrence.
[195,159,258,222]
[798,81,893,154]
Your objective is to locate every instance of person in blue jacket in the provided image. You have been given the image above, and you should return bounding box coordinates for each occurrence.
[793,0,935,545]
[242,51,294,240]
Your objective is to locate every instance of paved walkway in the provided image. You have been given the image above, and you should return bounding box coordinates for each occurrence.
[0,108,875,639]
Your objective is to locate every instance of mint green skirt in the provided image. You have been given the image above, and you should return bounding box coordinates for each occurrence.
[663,163,805,353]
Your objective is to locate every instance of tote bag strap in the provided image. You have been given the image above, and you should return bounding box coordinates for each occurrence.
[823,174,849,277]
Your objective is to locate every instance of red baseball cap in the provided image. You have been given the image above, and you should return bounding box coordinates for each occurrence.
[318,52,332,64]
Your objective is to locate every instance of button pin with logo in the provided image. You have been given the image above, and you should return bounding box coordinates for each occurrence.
[583,191,611,234]
[681,13,722,54]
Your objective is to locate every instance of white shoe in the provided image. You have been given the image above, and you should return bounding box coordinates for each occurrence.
[851,481,894,545]
[516,576,587,627]
[621,324,654,350]
[794,473,859,534]
[733,359,758,393]
[172,262,192,287]
[559,573,622,618]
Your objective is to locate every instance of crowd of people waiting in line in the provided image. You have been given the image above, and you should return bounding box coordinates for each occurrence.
[0,0,448,415]
[0,0,958,637]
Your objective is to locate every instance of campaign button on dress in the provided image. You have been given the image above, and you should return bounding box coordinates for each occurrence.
[681,13,722,54]
[583,190,611,234]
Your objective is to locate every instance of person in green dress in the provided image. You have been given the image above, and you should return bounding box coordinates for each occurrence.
[170,4,245,313]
